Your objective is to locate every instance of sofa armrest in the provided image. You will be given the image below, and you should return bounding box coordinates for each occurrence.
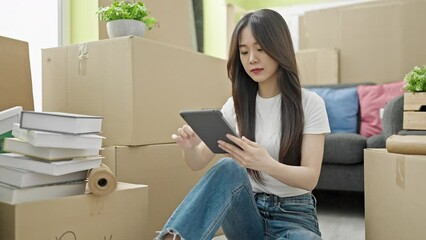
[324,133,366,164]
[367,134,386,148]
[381,94,404,139]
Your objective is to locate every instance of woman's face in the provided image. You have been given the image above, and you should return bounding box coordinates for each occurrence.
[238,26,279,88]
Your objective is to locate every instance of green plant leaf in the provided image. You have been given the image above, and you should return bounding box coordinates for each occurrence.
[404,65,426,93]
[97,0,157,29]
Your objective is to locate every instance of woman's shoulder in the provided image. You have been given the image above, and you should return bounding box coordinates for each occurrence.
[221,97,235,114]
[301,88,325,104]
[222,96,234,108]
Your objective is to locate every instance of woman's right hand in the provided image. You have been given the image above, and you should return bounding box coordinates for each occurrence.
[171,125,202,150]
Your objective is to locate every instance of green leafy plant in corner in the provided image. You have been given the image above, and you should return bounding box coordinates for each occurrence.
[404,65,426,93]
[97,1,157,30]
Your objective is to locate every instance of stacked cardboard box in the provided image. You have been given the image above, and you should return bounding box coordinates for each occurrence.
[0,37,148,240]
[295,48,338,86]
[0,182,148,240]
[43,36,230,146]
[43,36,231,239]
[365,149,426,239]
[298,0,426,84]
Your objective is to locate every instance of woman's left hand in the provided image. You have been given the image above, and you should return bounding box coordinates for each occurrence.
[218,134,276,172]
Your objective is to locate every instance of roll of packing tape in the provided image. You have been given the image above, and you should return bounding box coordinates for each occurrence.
[87,164,117,196]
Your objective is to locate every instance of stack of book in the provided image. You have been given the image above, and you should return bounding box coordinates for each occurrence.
[0,110,105,204]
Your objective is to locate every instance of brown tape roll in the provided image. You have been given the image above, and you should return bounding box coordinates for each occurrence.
[386,134,426,155]
[87,164,117,196]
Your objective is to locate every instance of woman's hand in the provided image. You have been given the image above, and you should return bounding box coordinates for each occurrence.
[171,125,202,150]
[172,125,215,171]
[218,134,276,172]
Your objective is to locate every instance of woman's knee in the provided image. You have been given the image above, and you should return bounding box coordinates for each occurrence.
[215,158,244,173]
[209,158,247,180]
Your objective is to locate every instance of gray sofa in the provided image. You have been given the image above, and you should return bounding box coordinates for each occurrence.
[307,83,404,192]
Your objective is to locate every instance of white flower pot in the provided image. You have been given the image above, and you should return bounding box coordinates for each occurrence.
[106,19,146,38]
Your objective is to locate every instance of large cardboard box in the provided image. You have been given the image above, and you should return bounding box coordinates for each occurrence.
[101,144,223,240]
[98,0,197,51]
[299,0,426,84]
[0,182,148,240]
[0,36,34,111]
[364,149,426,239]
[295,48,339,86]
[42,36,231,146]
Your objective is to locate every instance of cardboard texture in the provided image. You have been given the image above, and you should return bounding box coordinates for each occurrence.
[299,0,426,84]
[98,0,197,50]
[0,182,148,240]
[101,144,224,240]
[42,36,231,146]
[295,48,339,86]
[364,149,426,239]
[0,36,34,111]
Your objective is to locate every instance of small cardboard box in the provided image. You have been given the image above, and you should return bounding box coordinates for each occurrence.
[0,182,148,240]
[299,0,426,84]
[0,36,34,111]
[101,144,224,240]
[403,92,426,130]
[42,36,230,146]
[364,149,426,239]
[295,48,339,86]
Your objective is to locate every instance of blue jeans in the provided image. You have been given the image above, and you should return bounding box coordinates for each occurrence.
[155,158,322,240]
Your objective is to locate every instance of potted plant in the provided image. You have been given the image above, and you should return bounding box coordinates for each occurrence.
[403,65,426,130]
[97,1,157,38]
[404,65,426,93]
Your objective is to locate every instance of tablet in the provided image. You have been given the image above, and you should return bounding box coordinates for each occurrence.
[179,109,240,154]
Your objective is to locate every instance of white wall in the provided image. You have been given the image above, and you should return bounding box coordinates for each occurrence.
[0,0,60,111]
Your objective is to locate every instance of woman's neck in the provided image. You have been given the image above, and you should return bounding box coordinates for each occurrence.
[258,81,280,98]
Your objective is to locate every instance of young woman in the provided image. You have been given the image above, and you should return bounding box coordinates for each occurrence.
[156,9,330,240]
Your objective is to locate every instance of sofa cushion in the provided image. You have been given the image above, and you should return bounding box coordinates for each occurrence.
[357,81,404,137]
[308,87,359,133]
[323,133,366,164]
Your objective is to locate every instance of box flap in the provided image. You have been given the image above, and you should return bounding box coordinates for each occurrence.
[0,36,34,111]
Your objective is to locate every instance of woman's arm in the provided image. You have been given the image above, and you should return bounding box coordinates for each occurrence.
[265,134,325,191]
[172,125,215,171]
[182,142,215,171]
[218,133,325,191]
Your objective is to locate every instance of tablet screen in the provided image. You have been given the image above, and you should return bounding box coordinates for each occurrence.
[179,109,239,154]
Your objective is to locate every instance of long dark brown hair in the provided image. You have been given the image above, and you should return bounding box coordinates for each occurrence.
[227,9,304,183]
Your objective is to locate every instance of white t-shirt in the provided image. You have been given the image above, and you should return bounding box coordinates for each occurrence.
[221,88,330,197]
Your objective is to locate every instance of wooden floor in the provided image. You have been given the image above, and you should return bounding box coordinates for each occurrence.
[213,190,365,240]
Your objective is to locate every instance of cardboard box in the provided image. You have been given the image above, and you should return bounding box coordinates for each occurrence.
[295,48,339,86]
[364,149,426,239]
[101,144,224,240]
[0,182,148,240]
[299,0,426,84]
[403,92,426,130]
[98,0,197,51]
[42,36,231,146]
[0,36,34,111]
